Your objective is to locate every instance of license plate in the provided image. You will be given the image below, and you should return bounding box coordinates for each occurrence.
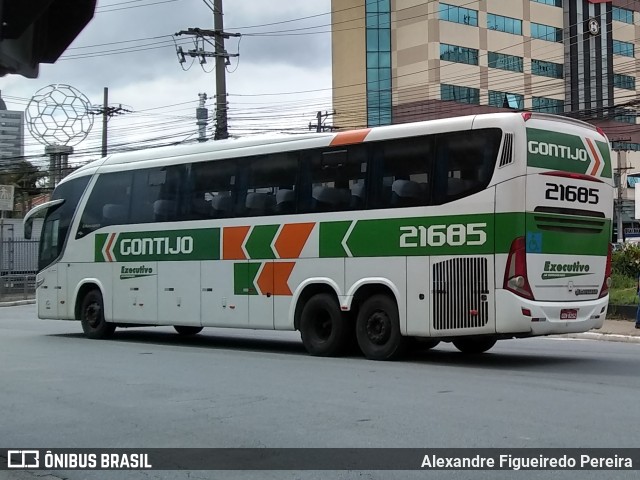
[560,309,578,320]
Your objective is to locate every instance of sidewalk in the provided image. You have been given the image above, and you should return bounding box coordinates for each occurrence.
[563,318,640,343]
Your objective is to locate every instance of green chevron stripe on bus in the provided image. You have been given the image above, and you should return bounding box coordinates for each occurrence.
[234,263,261,295]
[245,225,279,259]
[320,214,497,257]
[526,128,612,178]
[95,228,220,262]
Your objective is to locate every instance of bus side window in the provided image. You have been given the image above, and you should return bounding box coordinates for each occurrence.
[189,160,237,219]
[372,136,433,209]
[305,146,367,213]
[432,129,501,204]
[77,171,133,237]
[129,166,184,224]
[238,153,298,217]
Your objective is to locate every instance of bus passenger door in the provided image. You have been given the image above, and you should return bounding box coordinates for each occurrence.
[112,262,158,324]
[201,260,249,328]
[158,262,201,326]
[249,260,274,329]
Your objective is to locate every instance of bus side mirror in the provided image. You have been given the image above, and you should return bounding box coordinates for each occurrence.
[24,217,33,240]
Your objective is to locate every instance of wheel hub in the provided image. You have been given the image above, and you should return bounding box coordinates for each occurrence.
[85,302,101,328]
[366,311,390,345]
[313,313,332,341]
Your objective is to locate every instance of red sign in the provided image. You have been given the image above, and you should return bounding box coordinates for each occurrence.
[587,0,611,3]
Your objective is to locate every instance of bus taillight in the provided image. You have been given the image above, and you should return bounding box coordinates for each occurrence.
[504,237,534,300]
[599,243,612,298]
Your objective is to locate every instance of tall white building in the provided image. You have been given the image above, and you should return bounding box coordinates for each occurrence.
[0,90,25,164]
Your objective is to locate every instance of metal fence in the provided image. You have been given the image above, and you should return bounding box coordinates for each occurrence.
[0,237,39,302]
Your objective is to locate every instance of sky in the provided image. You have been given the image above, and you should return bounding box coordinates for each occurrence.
[0,0,333,169]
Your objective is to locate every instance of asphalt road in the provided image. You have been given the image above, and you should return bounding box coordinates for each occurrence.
[1,304,639,480]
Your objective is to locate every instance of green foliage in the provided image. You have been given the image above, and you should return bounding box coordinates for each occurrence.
[609,272,638,305]
[611,243,640,278]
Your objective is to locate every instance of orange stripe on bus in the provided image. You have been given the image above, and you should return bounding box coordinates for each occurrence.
[584,138,601,176]
[257,262,295,296]
[330,128,371,146]
[274,223,315,259]
[223,226,250,260]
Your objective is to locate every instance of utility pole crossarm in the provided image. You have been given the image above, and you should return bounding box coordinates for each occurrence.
[175,0,241,140]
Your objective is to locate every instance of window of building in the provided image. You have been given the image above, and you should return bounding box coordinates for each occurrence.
[487,14,522,35]
[614,73,636,90]
[531,23,563,42]
[488,91,524,109]
[531,59,563,79]
[613,6,633,24]
[439,3,478,27]
[440,44,479,65]
[531,0,562,7]
[488,52,523,72]
[441,84,480,105]
[366,0,392,127]
[614,114,636,124]
[613,39,634,57]
[532,97,564,114]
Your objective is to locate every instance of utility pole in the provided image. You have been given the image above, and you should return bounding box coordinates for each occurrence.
[89,87,131,157]
[175,0,240,141]
[309,111,336,133]
[213,0,228,140]
[612,138,632,243]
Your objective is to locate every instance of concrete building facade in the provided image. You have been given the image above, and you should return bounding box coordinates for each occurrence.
[331,0,640,234]
[0,90,25,164]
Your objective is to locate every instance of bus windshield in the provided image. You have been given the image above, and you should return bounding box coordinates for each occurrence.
[39,176,91,271]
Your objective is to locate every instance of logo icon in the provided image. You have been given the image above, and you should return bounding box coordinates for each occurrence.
[8,450,40,469]
[588,18,600,36]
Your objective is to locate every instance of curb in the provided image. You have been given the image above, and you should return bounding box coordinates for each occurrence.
[0,299,35,307]
[555,332,640,344]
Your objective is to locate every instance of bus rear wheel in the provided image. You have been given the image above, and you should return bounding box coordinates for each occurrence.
[174,326,203,336]
[80,289,116,339]
[356,294,407,361]
[299,293,350,357]
[452,337,497,354]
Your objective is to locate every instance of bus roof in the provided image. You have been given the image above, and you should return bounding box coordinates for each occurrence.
[63,112,605,184]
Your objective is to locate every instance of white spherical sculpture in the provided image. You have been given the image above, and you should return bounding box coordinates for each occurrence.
[26,84,94,146]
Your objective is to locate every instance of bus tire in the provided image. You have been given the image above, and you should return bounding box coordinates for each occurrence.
[452,337,497,354]
[80,289,116,339]
[299,293,350,357]
[356,294,407,361]
[174,326,203,336]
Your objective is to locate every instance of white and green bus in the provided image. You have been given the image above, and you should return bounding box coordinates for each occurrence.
[24,112,613,360]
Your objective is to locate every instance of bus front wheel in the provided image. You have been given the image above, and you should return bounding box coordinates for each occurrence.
[452,337,497,354]
[356,294,407,361]
[80,289,116,339]
[174,326,203,336]
[299,293,350,357]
